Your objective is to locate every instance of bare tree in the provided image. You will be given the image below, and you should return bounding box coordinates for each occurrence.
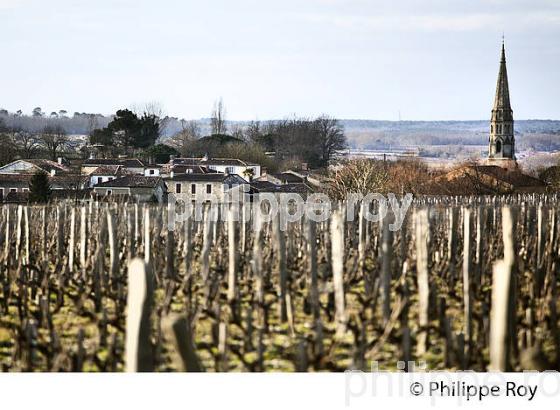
[168,119,201,156]
[10,127,40,158]
[314,116,347,165]
[210,98,227,135]
[245,120,262,143]
[230,123,244,140]
[40,124,68,160]
[328,159,389,200]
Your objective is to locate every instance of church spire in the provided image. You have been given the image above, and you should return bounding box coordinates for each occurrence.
[488,40,515,160]
[493,39,512,114]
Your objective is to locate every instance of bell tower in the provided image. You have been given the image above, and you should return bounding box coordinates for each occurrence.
[488,40,515,160]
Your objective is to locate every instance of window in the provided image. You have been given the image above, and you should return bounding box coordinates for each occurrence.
[149,169,155,175]
[10,188,17,193]
[206,184,212,194]
[176,183,182,194]
[226,166,234,174]
[496,140,502,153]
[191,184,196,194]
[107,189,112,195]
[0,188,3,200]
[22,188,29,192]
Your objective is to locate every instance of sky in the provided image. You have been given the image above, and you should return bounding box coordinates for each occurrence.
[0,0,559,121]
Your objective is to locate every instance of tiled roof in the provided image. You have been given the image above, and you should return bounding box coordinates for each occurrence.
[94,175,163,188]
[250,181,313,194]
[0,173,86,186]
[0,159,71,174]
[465,165,544,187]
[170,173,230,182]
[171,157,258,167]
[26,159,71,173]
[90,165,122,175]
[170,165,219,174]
[83,158,147,168]
[269,172,305,183]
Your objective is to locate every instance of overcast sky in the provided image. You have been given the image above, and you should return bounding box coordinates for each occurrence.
[1,0,559,120]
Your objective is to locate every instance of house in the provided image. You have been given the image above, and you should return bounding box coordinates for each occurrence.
[143,164,161,177]
[0,158,71,175]
[0,173,87,202]
[87,165,122,188]
[169,157,261,179]
[167,173,248,203]
[93,175,167,203]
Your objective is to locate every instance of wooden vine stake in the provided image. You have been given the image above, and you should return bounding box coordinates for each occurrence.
[227,202,237,303]
[331,208,347,337]
[415,209,430,356]
[125,258,154,372]
[462,208,472,362]
[489,260,512,371]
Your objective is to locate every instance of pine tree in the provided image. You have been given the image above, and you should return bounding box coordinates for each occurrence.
[29,171,51,203]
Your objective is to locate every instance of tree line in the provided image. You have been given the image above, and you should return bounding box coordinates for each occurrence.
[1,99,347,169]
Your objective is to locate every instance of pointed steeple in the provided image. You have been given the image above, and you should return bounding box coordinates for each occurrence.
[492,40,512,117]
[488,39,515,160]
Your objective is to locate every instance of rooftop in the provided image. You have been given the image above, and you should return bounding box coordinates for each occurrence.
[83,158,147,168]
[94,175,163,188]
[171,157,259,167]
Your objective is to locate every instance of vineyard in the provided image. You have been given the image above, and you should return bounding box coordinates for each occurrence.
[0,194,559,372]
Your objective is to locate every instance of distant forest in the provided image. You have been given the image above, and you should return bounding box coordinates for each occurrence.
[1,107,559,153]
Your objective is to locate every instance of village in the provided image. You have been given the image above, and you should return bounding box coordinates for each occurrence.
[1,42,558,204]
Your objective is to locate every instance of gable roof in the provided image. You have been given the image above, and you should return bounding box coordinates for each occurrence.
[0,173,86,188]
[170,165,219,174]
[94,175,164,189]
[438,165,545,194]
[0,159,71,175]
[171,157,259,167]
[83,158,147,168]
[169,173,247,183]
[90,165,122,176]
[268,172,305,184]
[250,181,314,194]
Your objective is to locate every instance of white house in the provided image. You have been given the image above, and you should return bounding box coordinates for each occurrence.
[93,175,167,203]
[167,173,248,203]
[170,157,261,180]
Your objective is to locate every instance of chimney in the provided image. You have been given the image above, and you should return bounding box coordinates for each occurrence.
[57,157,63,165]
[170,171,174,179]
[50,169,56,177]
